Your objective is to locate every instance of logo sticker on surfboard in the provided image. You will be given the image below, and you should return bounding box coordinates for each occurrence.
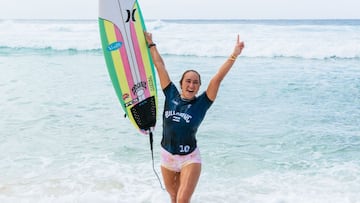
[107,41,123,51]
[125,9,137,22]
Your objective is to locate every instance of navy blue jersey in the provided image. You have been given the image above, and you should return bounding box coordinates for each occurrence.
[161,83,213,155]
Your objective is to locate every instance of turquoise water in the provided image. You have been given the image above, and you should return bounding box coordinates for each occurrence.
[1,19,360,202]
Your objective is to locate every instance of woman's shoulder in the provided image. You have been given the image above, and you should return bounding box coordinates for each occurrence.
[163,82,180,97]
[196,91,214,106]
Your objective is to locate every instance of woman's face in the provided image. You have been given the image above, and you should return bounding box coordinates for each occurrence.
[180,71,201,100]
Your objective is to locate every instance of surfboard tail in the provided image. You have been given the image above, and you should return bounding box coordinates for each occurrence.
[130,96,157,132]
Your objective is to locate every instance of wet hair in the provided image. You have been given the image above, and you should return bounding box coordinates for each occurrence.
[179,70,202,86]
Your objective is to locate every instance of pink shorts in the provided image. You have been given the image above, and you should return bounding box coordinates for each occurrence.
[161,147,202,172]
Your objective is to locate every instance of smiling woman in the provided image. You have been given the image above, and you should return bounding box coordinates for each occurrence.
[144,31,245,202]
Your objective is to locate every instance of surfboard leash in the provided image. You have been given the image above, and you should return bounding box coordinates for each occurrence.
[149,131,165,190]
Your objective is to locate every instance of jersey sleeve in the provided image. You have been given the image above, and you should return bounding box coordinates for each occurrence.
[198,91,213,111]
[163,82,179,99]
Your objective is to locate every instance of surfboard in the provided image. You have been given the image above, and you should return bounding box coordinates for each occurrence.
[98,0,157,134]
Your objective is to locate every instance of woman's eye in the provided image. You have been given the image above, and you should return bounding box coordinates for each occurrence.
[185,80,199,85]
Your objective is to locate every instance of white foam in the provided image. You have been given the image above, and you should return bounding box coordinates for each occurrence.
[1,20,359,59]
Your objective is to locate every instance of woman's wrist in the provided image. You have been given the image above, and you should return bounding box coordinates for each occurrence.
[228,54,238,61]
[148,43,156,48]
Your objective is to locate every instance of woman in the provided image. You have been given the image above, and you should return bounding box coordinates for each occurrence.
[145,32,245,203]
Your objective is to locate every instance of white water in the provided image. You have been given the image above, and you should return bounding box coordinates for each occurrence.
[1,19,360,59]
[1,19,360,202]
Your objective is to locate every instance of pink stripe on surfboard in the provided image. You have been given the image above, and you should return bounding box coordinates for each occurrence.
[130,21,151,99]
[113,24,137,100]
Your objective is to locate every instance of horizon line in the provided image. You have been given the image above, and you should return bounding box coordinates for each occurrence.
[1,18,360,21]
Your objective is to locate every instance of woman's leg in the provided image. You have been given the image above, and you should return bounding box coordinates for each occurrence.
[177,163,201,203]
[161,166,180,203]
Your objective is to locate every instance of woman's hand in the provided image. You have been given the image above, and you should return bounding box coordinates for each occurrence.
[144,31,154,45]
[232,35,245,57]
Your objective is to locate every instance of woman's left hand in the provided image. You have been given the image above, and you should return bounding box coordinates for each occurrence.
[232,35,245,57]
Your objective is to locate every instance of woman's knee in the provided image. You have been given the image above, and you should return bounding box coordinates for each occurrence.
[176,194,191,203]
[167,189,177,198]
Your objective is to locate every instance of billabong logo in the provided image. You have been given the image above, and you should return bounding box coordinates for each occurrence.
[125,9,136,22]
[107,41,122,51]
[165,111,192,123]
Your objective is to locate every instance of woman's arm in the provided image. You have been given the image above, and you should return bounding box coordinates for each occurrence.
[206,35,245,101]
[145,32,171,89]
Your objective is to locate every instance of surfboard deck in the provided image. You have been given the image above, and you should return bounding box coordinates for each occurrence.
[98,0,157,134]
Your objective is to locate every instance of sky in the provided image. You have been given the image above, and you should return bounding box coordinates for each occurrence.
[0,0,359,20]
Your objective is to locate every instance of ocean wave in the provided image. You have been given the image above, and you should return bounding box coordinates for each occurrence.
[1,46,358,60]
[0,46,102,55]
[1,19,359,59]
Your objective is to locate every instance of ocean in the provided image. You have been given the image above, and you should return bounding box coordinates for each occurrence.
[1,19,360,203]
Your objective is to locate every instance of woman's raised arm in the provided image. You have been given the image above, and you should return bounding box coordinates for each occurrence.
[145,32,171,89]
[206,35,245,101]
